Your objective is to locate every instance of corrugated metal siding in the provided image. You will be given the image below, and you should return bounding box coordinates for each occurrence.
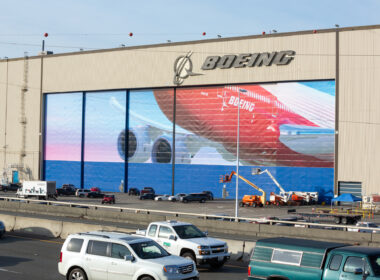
[338,181,362,197]
[338,29,380,196]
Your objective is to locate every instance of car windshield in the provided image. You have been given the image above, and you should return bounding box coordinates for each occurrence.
[129,241,169,259]
[173,225,206,239]
[369,256,380,275]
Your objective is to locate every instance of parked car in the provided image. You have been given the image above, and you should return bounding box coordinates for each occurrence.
[58,231,199,280]
[348,222,380,233]
[101,194,115,204]
[76,189,91,197]
[56,184,77,196]
[0,183,21,192]
[139,193,156,200]
[140,187,155,195]
[168,193,187,202]
[90,187,101,192]
[202,191,214,200]
[254,216,279,224]
[155,194,170,201]
[0,221,5,238]
[181,193,208,203]
[87,191,105,198]
[128,187,140,196]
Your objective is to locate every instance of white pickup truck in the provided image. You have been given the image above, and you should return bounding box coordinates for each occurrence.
[136,221,230,268]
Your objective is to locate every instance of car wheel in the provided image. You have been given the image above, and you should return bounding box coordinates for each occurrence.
[183,199,188,203]
[209,260,225,269]
[181,251,196,263]
[252,203,257,208]
[79,194,84,198]
[200,199,205,203]
[68,268,87,280]
[158,198,162,201]
[239,202,244,207]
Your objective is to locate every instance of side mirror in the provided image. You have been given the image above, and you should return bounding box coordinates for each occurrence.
[203,231,208,236]
[169,235,177,241]
[124,255,134,262]
[354,268,363,275]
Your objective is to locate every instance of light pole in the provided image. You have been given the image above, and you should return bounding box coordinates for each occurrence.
[235,88,247,219]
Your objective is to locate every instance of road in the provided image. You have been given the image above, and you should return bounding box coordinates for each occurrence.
[0,232,248,280]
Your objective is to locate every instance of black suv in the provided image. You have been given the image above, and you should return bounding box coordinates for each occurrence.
[128,188,140,196]
[202,191,214,200]
[182,193,208,203]
[56,184,77,196]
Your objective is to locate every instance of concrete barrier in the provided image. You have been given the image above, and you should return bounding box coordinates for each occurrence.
[13,216,63,238]
[0,213,16,231]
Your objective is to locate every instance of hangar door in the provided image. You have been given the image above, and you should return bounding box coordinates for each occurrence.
[338,181,362,197]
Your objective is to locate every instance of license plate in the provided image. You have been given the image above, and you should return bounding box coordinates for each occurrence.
[218,256,224,261]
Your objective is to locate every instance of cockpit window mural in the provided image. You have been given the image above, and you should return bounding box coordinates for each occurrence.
[43,81,335,200]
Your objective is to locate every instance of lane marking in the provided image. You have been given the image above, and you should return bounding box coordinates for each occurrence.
[6,234,64,245]
[0,268,22,274]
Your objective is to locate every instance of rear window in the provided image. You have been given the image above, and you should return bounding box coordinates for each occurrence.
[86,240,108,257]
[67,238,84,253]
[271,249,303,266]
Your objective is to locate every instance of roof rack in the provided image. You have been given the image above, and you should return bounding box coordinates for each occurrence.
[78,232,110,239]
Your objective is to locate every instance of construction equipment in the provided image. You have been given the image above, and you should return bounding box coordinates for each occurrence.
[220,171,266,207]
[251,168,318,205]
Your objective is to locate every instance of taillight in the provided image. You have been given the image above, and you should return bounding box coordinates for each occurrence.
[59,252,62,262]
[248,266,251,276]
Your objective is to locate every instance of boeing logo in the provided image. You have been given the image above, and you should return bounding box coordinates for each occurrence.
[201,50,296,70]
[173,51,203,86]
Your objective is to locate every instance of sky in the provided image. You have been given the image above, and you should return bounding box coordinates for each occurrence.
[1,0,380,58]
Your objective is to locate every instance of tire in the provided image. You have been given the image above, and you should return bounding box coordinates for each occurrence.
[209,260,225,269]
[158,198,162,201]
[252,203,257,208]
[341,217,348,224]
[239,202,244,207]
[68,268,87,280]
[140,276,154,280]
[334,217,342,224]
[181,251,196,263]
[200,199,206,203]
[183,199,188,203]
[101,201,104,204]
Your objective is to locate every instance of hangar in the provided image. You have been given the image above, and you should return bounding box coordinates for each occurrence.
[0,24,379,200]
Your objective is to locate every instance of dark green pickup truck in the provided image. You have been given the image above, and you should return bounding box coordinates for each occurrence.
[249,237,380,280]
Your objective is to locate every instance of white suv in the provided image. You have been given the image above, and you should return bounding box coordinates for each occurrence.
[58,231,199,280]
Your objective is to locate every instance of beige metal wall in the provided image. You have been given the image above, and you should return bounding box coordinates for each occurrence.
[339,28,380,195]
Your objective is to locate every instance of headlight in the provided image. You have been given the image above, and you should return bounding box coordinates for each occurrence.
[163,265,179,274]
[197,245,209,249]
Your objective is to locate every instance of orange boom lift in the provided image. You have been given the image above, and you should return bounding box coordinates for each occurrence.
[220,171,267,207]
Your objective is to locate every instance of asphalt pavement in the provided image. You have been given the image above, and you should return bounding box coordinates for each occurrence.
[0,232,248,280]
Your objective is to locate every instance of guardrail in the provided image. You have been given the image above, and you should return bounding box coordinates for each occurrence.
[0,196,378,233]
